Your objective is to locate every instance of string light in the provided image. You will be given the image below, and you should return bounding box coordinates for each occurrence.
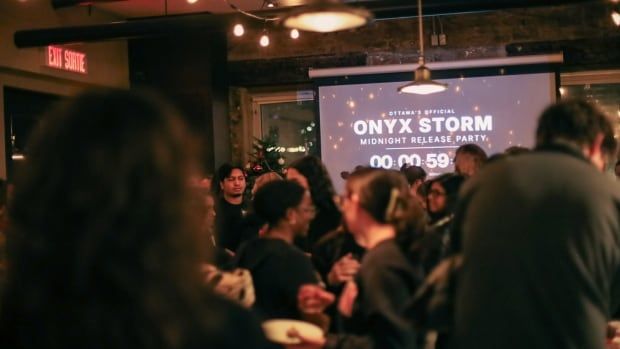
[259,31,270,47]
[233,23,245,37]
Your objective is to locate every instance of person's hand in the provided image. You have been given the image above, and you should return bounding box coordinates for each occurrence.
[298,284,335,314]
[284,327,326,349]
[607,321,620,349]
[338,280,358,318]
[327,253,361,286]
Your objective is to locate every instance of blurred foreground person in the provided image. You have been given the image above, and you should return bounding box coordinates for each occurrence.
[454,100,620,349]
[0,89,268,349]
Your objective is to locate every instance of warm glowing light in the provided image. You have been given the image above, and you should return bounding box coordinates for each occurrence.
[369,93,375,99]
[398,62,447,95]
[559,87,566,96]
[347,100,355,108]
[187,0,198,4]
[290,29,300,39]
[612,10,620,26]
[233,24,244,37]
[399,83,447,95]
[260,34,270,47]
[283,9,371,33]
[455,86,461,92]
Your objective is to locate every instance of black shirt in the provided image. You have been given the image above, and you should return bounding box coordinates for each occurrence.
[215,197,247,252]
[234,238,320,320]
[327,239,424,349]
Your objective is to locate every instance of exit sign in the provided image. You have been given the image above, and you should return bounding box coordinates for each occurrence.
[45,46,88,74]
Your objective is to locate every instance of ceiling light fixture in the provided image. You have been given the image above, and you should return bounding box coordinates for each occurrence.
[398,0,447,95]
[264,0,277,8]
[281,0,373,33]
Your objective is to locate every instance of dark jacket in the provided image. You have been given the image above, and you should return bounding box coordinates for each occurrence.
[454,143,620,349]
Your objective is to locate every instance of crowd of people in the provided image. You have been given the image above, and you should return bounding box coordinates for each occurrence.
[0,89,618,349]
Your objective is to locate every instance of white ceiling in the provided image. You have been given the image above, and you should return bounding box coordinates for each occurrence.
[94,0,307,19]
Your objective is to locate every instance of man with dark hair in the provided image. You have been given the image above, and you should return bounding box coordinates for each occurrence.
[453,143,488,177]
[214,164,248,252]
[454,99,620,349]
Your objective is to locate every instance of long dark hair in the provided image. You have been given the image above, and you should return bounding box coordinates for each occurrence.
[346,168,425,252]
[289,156,341,241]
[1,89,209,349]
[426,173,466,223]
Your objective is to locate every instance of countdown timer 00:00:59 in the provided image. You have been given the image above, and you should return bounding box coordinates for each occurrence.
[369,153,452,169]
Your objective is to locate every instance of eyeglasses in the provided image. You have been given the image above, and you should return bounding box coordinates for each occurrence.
[427,189,447,197]
[300,205,317,215]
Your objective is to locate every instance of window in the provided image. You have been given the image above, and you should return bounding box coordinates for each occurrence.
[561,70,620,137]
[252,90,317,163]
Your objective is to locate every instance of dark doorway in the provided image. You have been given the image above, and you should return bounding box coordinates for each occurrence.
[3,87,62,180]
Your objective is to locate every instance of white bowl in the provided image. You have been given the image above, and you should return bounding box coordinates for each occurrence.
[262,319,324,344]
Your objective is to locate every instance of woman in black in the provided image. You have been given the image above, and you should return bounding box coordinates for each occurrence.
[296,168,426,349]
[421,173,465,273]
[235,180,326,321]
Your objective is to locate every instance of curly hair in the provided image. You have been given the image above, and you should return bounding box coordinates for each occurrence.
[0,89,210,349]
[253,180,305,226]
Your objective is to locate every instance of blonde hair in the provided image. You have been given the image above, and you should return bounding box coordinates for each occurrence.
[251,172,283,196]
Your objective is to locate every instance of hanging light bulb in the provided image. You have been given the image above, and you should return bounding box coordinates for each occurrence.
[290,29,300,39]
[397,0,447,95]
[233,23,245,37]
[260,32,270,47]
[282,0,373,33]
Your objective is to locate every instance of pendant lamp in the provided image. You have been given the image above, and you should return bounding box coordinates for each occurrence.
[398,0,447,95]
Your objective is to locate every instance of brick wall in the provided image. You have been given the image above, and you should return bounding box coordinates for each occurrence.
[228,2,619,86]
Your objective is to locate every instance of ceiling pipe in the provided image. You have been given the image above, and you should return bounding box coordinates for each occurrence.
[16,0,600,48]
[15,12,229,48]
[52,0,127,10]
